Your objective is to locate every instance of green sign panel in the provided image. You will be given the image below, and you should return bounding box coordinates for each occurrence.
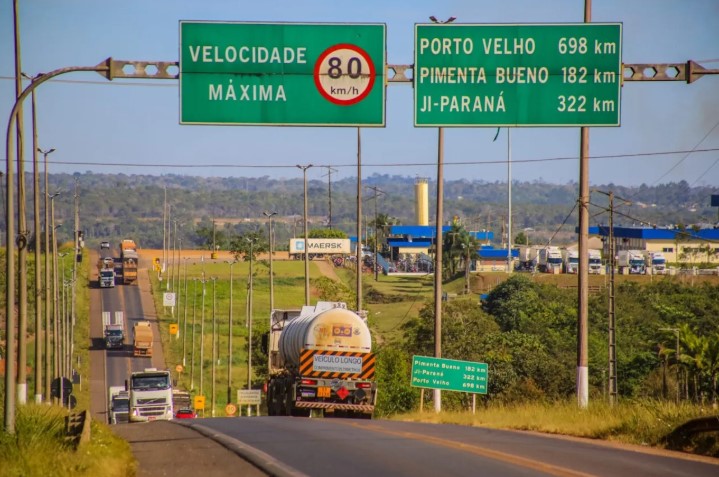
[180,22,386,126]
[415,23,622,127]
[411,355,488,394]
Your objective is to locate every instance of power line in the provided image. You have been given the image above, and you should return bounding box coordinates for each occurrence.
[3,147,718,171]
[629,119,719,195]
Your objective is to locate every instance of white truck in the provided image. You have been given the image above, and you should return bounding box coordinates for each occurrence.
[266,302,377,418]
[108,385,129,424]
[537,246,563,273]
[127,368,173,422]
[515,245,537,272]
[643,251,668,275]
[561,248,604,274]
[103,311,125,349]
[588,249,604,275]
[617,250,646,274]
[99,268,116,288]
[562,249,579,274]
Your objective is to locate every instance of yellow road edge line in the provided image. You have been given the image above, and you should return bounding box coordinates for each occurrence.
[343,421,597,477]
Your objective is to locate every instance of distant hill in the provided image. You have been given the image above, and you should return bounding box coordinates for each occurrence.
[10,172,717,250]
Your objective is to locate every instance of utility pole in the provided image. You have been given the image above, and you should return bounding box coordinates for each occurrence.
[321,166,338,229]
[428,14,456,413]
[576,0,592,410]
[592,188,631,406]
[365,185,384,281]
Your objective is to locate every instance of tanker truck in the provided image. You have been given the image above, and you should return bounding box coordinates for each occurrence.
[266,302,377,419]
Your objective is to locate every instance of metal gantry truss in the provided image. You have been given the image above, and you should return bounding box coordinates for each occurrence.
[102,58,718,84]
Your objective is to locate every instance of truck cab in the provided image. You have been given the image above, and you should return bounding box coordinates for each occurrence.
[127,368,173,422]
[108,386,129,424]
[99,268,116,288]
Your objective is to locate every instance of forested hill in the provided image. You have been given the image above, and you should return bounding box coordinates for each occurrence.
[20,172,718,249]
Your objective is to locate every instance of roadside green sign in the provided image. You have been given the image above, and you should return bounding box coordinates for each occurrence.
[415,23,622,127]
[411,355,488,394]
[180,21,386,126]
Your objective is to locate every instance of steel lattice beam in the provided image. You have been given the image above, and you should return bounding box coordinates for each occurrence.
[98,58,718,85]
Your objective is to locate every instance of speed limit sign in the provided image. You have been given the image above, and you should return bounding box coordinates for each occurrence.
[314,44,376,106]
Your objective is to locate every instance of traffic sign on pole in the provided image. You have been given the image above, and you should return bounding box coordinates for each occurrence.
[411,355,488,394]
[180,21,386,126]
[415,23,622,127]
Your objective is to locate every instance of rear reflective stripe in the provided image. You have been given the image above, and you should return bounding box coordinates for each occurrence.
[299,349,375,379]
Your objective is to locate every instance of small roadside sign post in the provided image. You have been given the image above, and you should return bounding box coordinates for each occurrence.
[237,389,262,417]
[180,21,386,126]
[225,403,237,416]
[411,355,488,395]
[194,395,206,416]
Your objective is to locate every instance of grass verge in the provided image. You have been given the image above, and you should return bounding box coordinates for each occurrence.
[0,400,135,477]
[392,399,719,457]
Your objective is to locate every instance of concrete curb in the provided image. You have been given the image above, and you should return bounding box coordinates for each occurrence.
[174,420,310,477]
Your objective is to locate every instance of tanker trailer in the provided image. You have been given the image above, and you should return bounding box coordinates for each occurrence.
[266,302,376,418]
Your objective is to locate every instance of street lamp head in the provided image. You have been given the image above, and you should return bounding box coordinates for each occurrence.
[263,211,278,218]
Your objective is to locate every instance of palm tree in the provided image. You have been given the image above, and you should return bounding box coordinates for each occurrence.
[456,232,480,294]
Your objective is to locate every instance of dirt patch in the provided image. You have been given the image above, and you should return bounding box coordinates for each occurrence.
[314,260,341,282]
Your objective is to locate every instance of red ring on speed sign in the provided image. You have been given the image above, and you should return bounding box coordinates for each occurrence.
[314,43,376,106]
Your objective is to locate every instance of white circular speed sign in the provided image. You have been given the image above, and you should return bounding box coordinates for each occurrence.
[314,43,376,106]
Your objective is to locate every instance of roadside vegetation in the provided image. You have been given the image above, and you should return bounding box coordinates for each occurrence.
[0,247,135,477]
[2,244,717,471]
[144,245,719,456]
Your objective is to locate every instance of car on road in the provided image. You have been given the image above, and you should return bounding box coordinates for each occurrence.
[100,241,110,249]
[174,408,196,419]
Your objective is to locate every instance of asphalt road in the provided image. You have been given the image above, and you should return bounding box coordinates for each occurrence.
[187,417,719,477]
[88,249,718,477]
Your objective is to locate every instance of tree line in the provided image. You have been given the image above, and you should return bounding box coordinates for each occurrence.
[3,172,716,252]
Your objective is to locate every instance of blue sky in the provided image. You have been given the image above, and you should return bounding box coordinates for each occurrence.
[1,0,718,187]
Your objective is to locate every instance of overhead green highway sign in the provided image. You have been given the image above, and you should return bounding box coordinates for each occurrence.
[180,21,386,126]
[414,23,622,127]
[411,355,488,394]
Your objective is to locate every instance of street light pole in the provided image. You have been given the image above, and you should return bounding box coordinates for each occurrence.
[199,274,206,408]
[225,260,236,404]
[297,164,313,305]
[23,72,44,403]
[190,278,197,391]
[246,237,255,415]
[211,277,217,417]
[40,147,55,403]
[182,257,189,366]
[5,60,112,432]
[263,211,277,311]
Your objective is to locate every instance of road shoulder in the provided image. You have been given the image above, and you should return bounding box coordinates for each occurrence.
[112,421,267,477]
